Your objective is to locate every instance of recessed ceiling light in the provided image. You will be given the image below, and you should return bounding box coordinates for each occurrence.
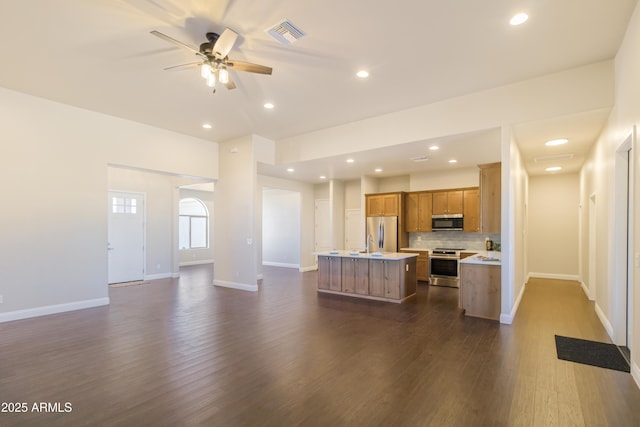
[510,12,528,26]
[346,158,355,163]
[429,145,439,150]
[319,175,327,180]
[287,168,295,172]
[546,166,562,172]
[264,102,275,109]
[449,159,458,164]
[374,168,383,173]
[356,70,369,78]
[545,138,568,146]
[202,123,212,129]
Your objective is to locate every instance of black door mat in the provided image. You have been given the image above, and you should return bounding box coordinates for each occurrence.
[555,335,630,373]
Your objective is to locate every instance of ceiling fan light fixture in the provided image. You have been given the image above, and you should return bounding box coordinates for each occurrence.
[201,63,212,79]
[206,73,216,88]
[219,68,229,84]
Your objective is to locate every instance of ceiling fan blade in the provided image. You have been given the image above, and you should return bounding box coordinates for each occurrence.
[215,69,237,90]
[226,60,272,75]
[163,62,201,71]
[223,75,237,90]
[150,30,204,58]
[213,28,238,59]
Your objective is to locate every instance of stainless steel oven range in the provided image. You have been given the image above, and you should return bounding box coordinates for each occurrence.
[429,248,465,288]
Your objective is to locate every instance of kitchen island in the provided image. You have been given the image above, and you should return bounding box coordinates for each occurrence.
[315,251,418,303]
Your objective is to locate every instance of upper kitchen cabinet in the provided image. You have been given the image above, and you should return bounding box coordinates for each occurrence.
[463,189,480,232]
[432,190,463,215]
[479,162,501,233]
[405,192,432,232]
[366,193,401,217]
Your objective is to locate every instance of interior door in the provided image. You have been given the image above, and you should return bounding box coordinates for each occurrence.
[108,191,144,284]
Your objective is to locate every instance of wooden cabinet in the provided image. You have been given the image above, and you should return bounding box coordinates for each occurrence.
[369,259,402,299]
[366,193,400,217]
[401,250,429,281]
[479,162,501,233]
[405,192,432,232]
[342,257,369,295]
[463,189,480,232]
[432,190,463,215]
[460,263,501,320]
[317,256,342,291]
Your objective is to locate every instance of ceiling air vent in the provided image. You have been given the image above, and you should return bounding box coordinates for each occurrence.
[266,19,306,45]
[410,156,429,162]
[533,153,575,163]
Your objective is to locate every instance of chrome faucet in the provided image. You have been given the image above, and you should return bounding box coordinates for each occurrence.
[367,233,373,254]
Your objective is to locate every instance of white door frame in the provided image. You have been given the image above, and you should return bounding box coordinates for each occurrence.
[613,131,634,347]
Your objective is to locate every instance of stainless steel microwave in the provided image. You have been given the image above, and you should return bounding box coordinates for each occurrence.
[432,214,463,231]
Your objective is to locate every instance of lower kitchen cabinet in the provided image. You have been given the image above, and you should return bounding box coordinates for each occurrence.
[342,257,369,295]
[460,263,501,320]
[369,259,401,299]
[317,253,417,303]
[318,255,342,292]
[400,250,429,281]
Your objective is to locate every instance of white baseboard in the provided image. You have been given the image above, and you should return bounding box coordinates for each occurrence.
[595,302,615,340]
[179,259,214,267]
[528,272,580,281]
[579,281,594,300]
[500,281,526,324]
[262,261,300,269]
[632,361,640,390]
[300,265,317,272]
[213,280,258,292]
[0,297,110,324]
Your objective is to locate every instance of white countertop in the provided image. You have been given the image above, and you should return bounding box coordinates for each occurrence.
[315,250,419,260]
[459,251,502,266]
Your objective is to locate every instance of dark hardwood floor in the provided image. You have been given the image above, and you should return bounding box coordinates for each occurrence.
[1,266,640,426]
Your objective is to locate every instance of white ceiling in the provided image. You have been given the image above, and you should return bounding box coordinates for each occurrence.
[0,0,636,181]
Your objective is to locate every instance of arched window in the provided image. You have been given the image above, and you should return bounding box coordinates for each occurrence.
[179,198,209,250]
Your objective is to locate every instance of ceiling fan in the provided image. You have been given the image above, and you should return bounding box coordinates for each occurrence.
[151,28,272,92]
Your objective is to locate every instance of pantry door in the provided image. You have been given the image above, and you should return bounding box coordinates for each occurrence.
[108,191,145,284]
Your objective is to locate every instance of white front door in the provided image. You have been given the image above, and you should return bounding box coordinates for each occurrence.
[108,191,144,284]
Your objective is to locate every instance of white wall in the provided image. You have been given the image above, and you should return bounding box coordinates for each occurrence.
[213,136,259,291]
[378,175,410,192]
[344,179,361,210]
[579,1,640,384]
[0,87,218,321]
[262,188,301,268]
[528,174,579,279]
[410,167,479,191]
[259,175,316,271]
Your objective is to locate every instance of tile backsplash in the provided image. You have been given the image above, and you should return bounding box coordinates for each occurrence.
[408,231,501,251]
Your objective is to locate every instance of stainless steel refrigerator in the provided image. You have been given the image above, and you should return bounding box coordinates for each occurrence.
[366,216,398,253]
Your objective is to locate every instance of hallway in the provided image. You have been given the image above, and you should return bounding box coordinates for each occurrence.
[1,267,639,426]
